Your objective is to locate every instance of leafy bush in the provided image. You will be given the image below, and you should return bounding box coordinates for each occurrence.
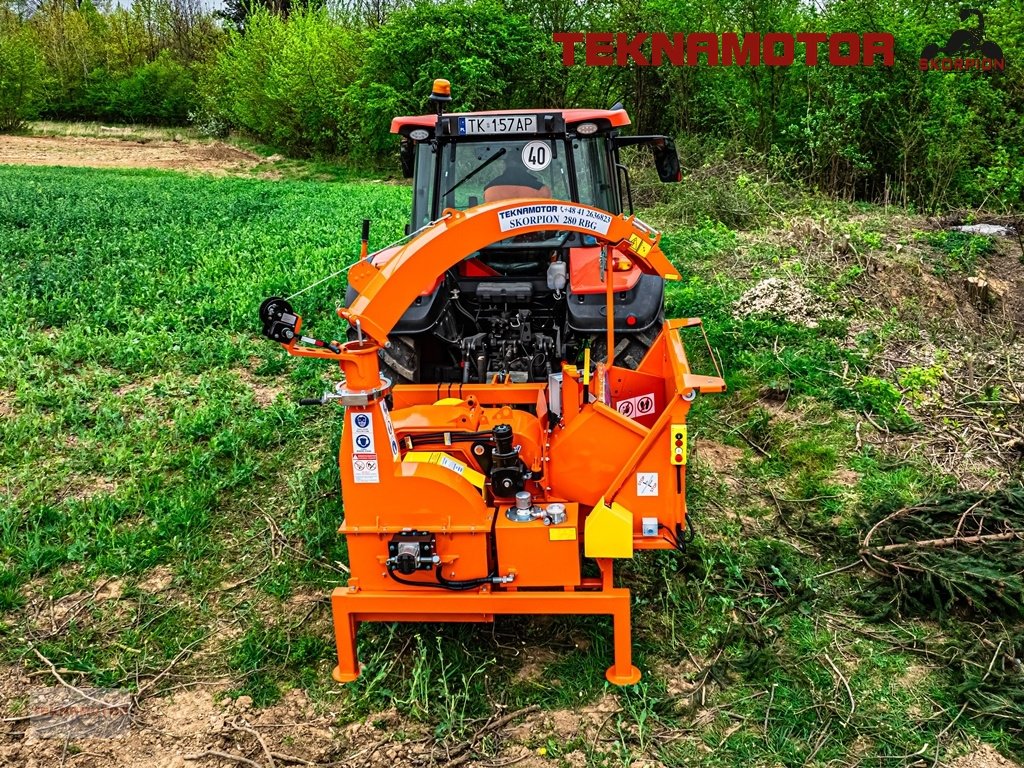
[343,0,558,161]
[111,53,200,124]
[0,13,44,132]
[212,7,360,156]
[924,230,995,274]
[75,53,199,124]
[854,375,914,429]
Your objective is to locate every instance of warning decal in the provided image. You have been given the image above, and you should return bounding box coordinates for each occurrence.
[616,392,656,419]
[350,411,375,452]
[628,232,652,258]
[636,472,659,497]
[497,203,612,235]
[350,411,379,483]
[438,455,465,475]
[352,454,379,483]
[380,401,399,459]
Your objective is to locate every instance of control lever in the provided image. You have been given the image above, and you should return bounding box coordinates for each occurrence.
[299,335,341,354]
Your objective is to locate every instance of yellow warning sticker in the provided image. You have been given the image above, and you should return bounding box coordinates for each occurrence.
[549,528,577,542]
[404,451,485,488]
[628,233,652,258]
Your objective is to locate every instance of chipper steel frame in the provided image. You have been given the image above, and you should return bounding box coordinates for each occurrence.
[260,199,725,685]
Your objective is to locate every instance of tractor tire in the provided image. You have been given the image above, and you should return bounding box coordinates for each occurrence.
[586,322,661,370]
[379,335,419,386]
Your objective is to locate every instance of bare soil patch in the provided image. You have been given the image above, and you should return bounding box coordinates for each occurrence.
[1,684,343,768]
[950,744,1022,768]
[234,368,288,407]
[138,566,175,595]
[0,390,13,419]
[693,440,745,475]
[62,473,118,502]
[0,135,262,175]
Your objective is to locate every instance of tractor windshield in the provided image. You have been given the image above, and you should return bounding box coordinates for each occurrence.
[411,136,619,229]
[443,139,571,214]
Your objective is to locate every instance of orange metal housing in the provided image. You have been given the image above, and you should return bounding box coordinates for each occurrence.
[272,200,724,687]
[495,503,581,589]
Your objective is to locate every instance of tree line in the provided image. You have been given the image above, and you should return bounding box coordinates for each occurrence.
[1,0,1021,210]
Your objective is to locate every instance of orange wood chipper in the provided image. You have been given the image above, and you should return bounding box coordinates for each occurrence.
[259,81,725,686]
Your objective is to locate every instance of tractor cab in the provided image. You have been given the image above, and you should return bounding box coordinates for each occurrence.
[394,84,681,231]
[347,80,682,385]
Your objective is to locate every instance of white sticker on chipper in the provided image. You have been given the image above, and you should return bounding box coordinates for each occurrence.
[380,401,399,459]
[350,411,375,453]
[521,140,552,171]
[497,203,612,235]
[352,454,379,484]
[350,411,379,482]
[637,472,659,497]
[439,455,465,475]
[616,392,656,419]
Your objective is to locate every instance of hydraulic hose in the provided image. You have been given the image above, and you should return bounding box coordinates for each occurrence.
[435,565,498,591]
[385,563,501,591]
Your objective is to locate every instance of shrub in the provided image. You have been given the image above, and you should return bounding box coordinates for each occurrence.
[343,0,557,161]
[213,7,360,156]
[111,52,200,124]
[0,14,44,132]
[75,53,199,125]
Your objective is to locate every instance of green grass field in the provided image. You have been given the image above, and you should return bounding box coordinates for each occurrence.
[0,164,1020,766]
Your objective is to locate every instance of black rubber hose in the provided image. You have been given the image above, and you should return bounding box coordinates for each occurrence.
[434,565,496,591]
[385,563,495,591]
[684,515,697,542]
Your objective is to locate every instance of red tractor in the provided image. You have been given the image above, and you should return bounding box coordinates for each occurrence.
[347,79,682,386]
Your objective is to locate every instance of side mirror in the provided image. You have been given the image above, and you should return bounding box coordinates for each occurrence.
[653,139,681,183]
[399,140,414,178]
[613,134,683,183]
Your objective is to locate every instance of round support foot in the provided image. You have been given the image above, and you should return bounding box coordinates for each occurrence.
[605,665,641,686]
[332,665,361,684]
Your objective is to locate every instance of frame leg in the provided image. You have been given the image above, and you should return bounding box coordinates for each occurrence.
[605,595,641,686]
[331,593,361,683]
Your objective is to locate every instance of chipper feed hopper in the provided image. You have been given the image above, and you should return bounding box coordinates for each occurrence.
[259,82,725,685]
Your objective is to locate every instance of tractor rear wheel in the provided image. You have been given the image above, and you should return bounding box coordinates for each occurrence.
[379,335,419,386]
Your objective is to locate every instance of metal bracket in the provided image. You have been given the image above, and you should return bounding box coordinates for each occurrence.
[323,377,393,407]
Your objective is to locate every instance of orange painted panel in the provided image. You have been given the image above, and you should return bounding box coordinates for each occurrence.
[495,503,581,588]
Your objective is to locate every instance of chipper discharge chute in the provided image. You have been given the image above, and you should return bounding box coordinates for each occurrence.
[258,81,725,685]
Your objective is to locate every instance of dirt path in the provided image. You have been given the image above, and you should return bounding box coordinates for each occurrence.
[0,134,263,174]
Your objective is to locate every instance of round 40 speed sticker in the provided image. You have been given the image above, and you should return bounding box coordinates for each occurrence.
[522,140,552,171]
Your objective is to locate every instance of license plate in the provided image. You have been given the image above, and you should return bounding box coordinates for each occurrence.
[457,115,537,135]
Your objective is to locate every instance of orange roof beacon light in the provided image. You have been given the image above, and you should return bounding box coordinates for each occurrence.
[260,86,719,689]
[429,78,452,115]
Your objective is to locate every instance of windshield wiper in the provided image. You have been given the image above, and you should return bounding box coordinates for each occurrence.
[442,147,507,198]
